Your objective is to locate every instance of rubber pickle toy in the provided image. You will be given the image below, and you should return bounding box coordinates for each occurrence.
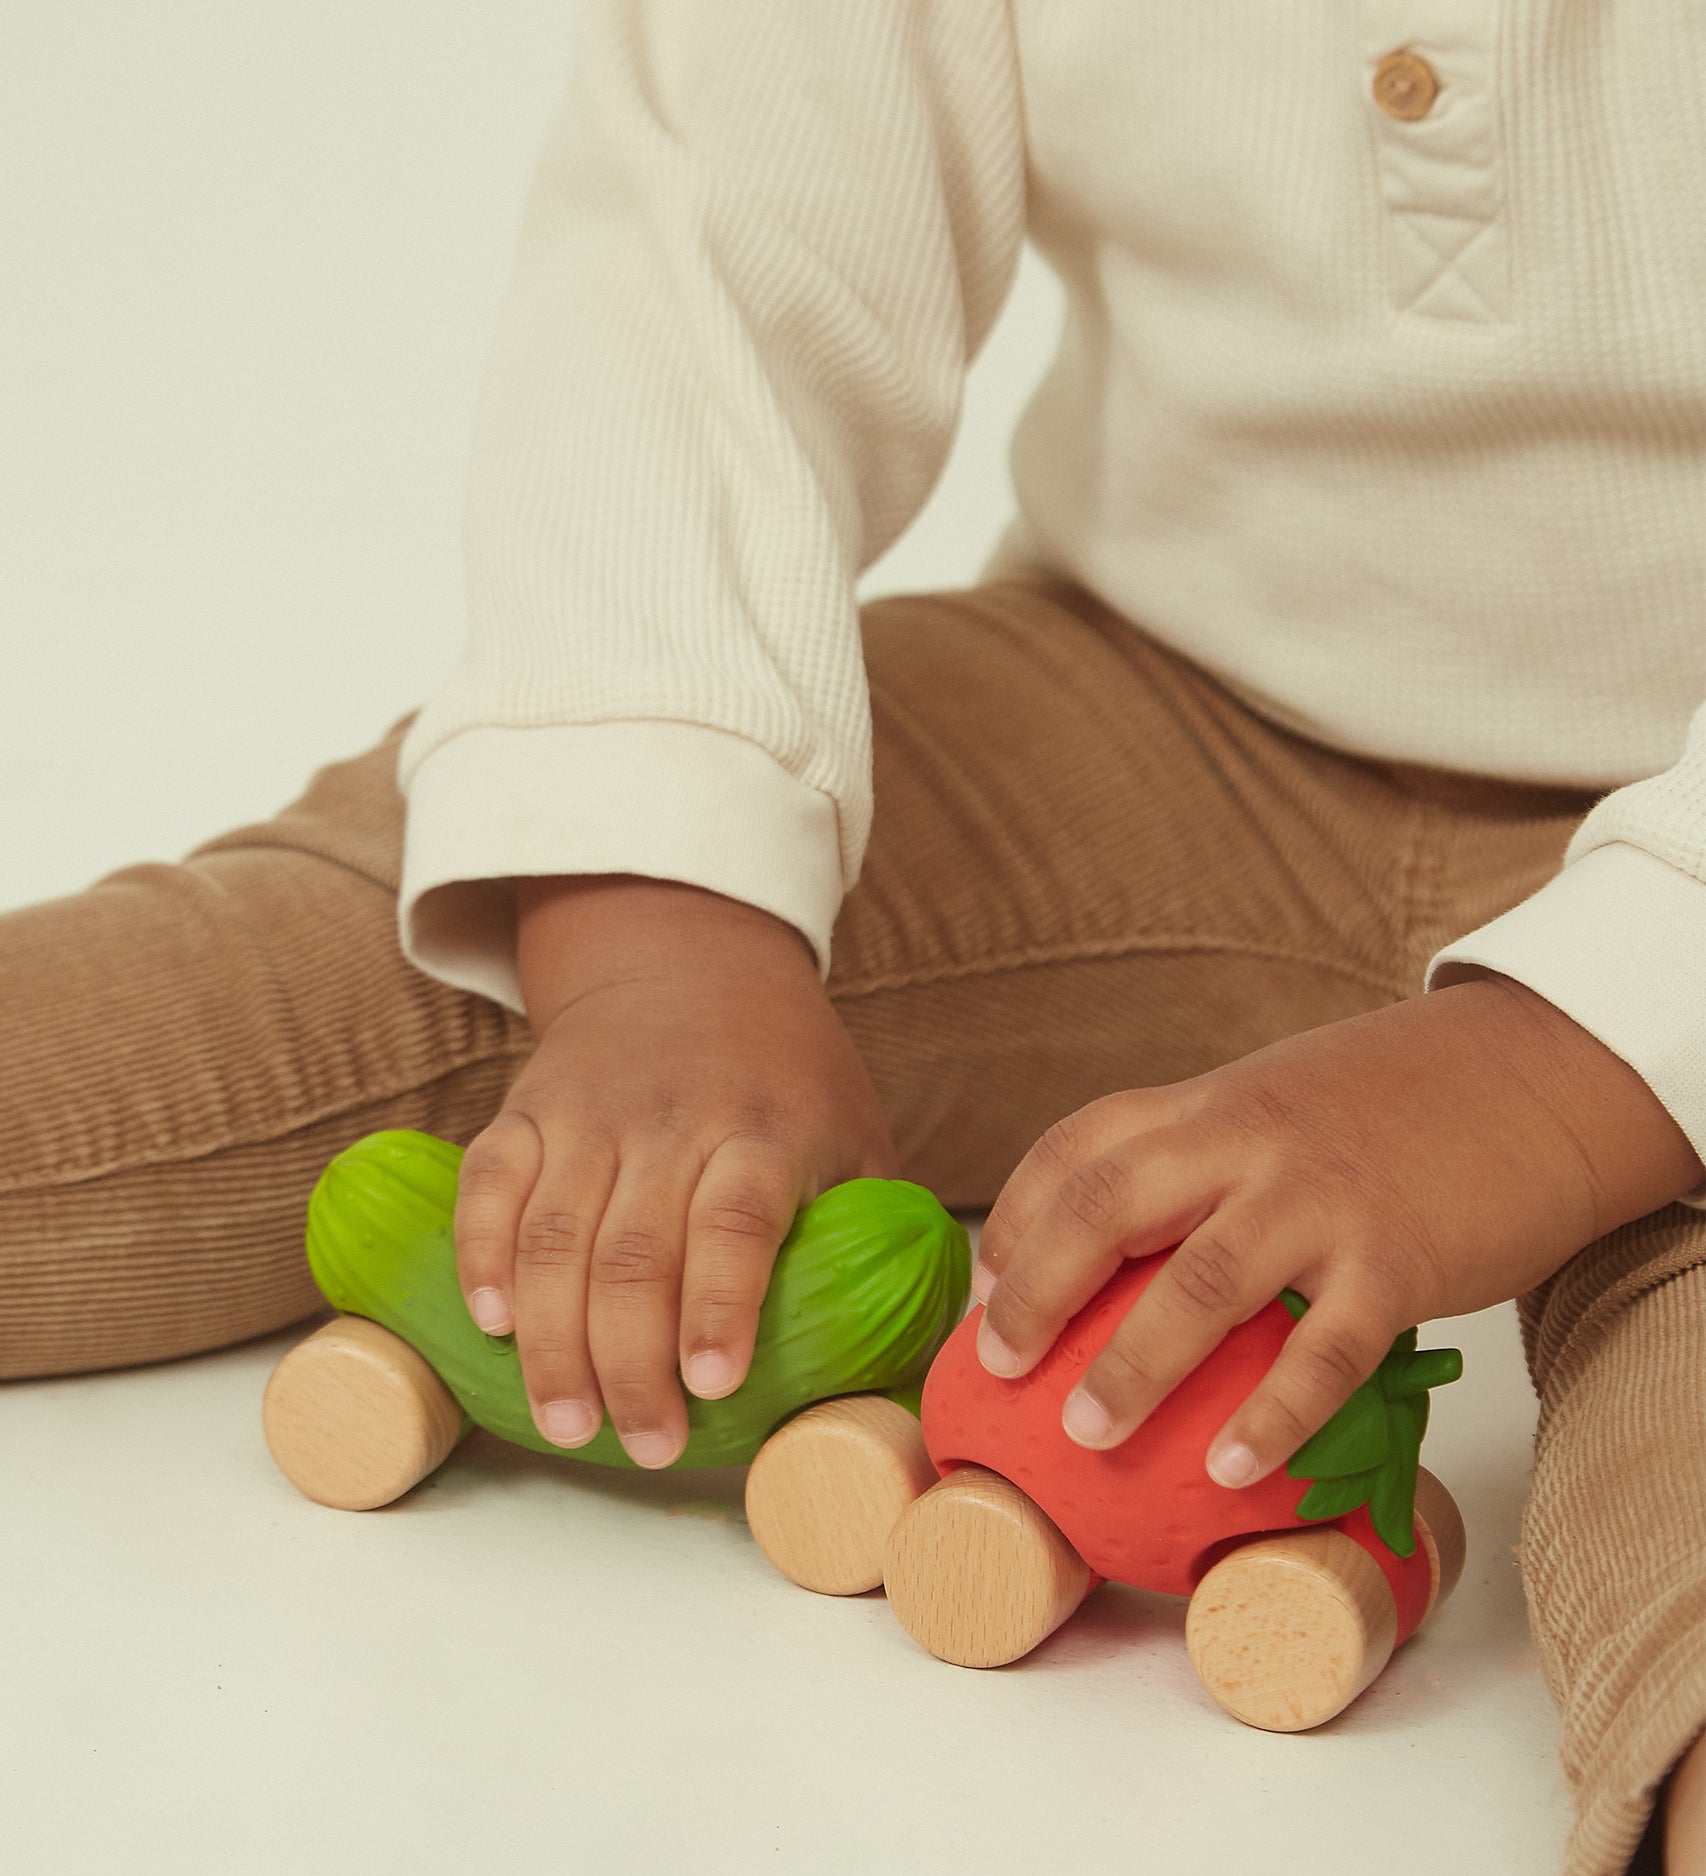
[265,1129,1466,1733]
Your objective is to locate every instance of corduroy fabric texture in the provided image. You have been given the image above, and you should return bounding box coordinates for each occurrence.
[2,573,1700,1875]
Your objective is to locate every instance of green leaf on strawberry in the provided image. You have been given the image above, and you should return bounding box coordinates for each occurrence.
[1288,1376,1390,1477]
[1295,1467,1383,1521]
[1275,1286,1463,1558]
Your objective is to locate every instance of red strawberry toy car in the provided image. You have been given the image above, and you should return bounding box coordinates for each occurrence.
[745,1244,1465,1733]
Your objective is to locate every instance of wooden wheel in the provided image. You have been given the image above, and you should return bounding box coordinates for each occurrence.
[745,1395,937,1594]
[1185,1525,1397,1731]
[262,1315,466,1510]
[1412,1464,1467,1624]
[882,1465,1094,1668]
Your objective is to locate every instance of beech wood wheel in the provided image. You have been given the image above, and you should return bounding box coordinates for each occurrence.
[262,1315,466,1510]
[1185,1525,1398,1732]
[882,1465,1094,1668]
[745,1395,937,1594]
[1412,1464,1467,1625]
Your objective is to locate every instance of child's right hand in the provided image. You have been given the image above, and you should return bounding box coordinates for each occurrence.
[452,874,898,1468]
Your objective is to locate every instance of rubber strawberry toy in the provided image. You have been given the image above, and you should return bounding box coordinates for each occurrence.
[746,1244,1465,1732]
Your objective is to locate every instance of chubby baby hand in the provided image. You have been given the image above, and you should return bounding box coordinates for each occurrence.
[970,973,1702,1491]
[452,875,898,1468]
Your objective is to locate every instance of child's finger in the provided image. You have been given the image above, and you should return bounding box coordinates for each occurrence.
[453,1110,544,1336]
[972,1094,1156,1296]
[1060,1207,1294,1449]
[510,1130,619,1450]
[1199,1287,1397,1490]
[975,1130,1217,1378]
[584,1147,705,1468]
[677,1141,801,1400]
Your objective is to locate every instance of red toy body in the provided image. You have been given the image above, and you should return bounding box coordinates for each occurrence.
[920,1250,1433,1646]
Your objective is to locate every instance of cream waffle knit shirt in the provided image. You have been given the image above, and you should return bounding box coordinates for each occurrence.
[396,0,1706,1204]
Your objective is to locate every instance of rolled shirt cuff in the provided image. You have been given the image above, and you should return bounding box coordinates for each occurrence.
[398,719,846,1013]
[1425,839,1706,1212]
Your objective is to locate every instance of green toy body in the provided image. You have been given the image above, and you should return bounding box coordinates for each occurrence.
[306,1130,972,1469]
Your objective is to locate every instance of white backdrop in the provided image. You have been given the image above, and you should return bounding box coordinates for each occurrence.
[0,0,1062,913]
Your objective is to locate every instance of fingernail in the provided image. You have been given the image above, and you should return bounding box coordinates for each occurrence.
[540,1399,597,1446]
[684,1351,737,1398]
[1209,1441,1257,1488]
[1062,1389,1112,1445]
[467,1286,511,1334]
[624,1431,680,1469]
[970,1261,994,1303]
[977,1320,1021,1377]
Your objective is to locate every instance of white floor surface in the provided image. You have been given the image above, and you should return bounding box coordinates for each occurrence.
[0,1254,1571,1875]
[2,4,1575,1870]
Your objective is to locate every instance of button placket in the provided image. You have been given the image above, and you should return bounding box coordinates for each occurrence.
[1359,0,1511,324]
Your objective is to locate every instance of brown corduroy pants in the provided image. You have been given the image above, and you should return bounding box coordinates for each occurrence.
[2,573,1701,1875]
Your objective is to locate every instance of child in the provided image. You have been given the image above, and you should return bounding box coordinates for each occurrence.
[3,6,1703,1871]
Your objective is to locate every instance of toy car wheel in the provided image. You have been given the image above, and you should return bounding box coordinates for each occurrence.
[1412,1464,1467,1624]
[883,1464,1094,1668]
[745,1395,938,1595]
[1185,1525,1398,1732]
[262,1315,466,1510]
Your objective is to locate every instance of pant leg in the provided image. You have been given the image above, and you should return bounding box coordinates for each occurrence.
[1,571,1416,1379]
[1399,767,1706,1876]
[0,570,1575,1394]
[1510,1216,1706,1876]
[0,717,535,1377]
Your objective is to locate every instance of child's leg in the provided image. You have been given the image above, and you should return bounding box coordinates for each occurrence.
[0,570,1579,1405]
[1513,1216,1706,1876]
[0,720,535,1377]
[5,570,1426,1380]
[1393,772,1706,1876]
[1664,1726,1706,1874]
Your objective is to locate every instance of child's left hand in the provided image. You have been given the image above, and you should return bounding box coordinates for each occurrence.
[971,972,1704,1491]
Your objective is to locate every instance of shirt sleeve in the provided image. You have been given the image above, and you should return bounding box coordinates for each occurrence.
[1425,696,1706,1212]
[396,0,1027,1011]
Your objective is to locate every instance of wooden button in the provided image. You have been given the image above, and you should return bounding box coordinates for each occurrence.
[1372,49,1440,121]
